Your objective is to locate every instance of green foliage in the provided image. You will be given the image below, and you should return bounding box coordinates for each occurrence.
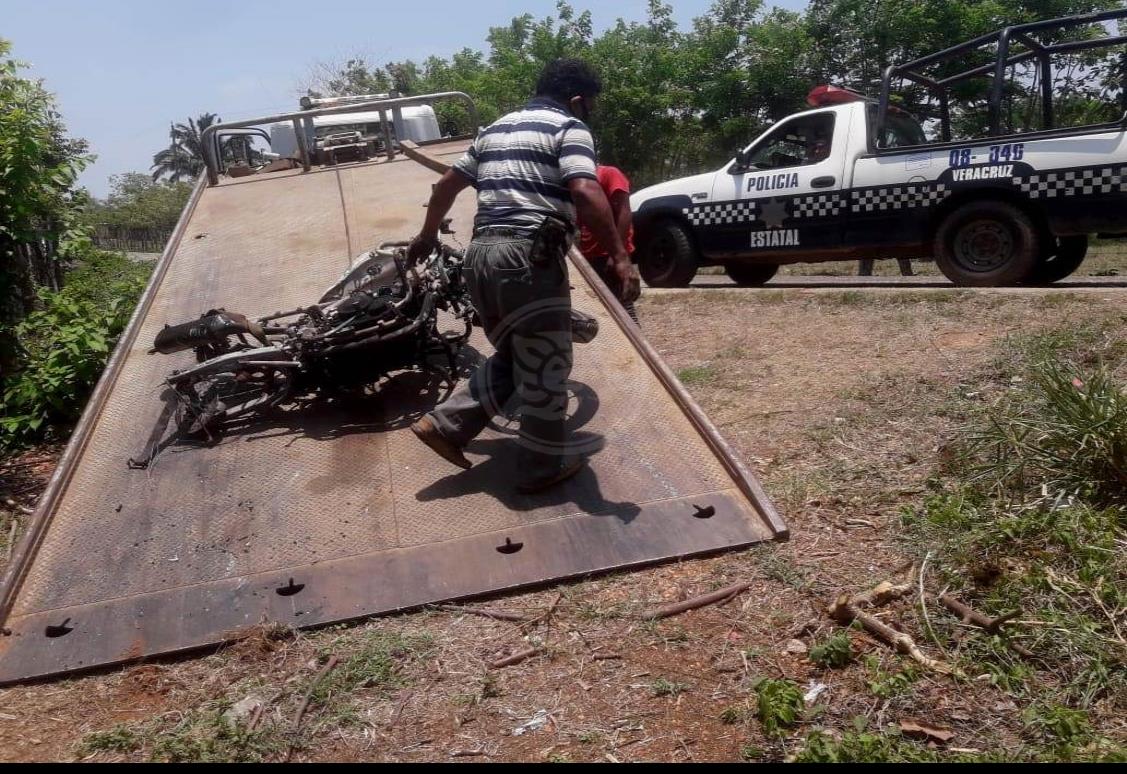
[809,630,854,668]
[78,724,142,756]
[754,677,804,736]
[86,172,192,233]
[149,710,284,763]
[300,0,1123,184]
[313,630,434,703]
[0,250,149,450]
[676,365,716,385]
[865,656,920,699]
[1,37,91,343]
[150,113,220,182]
[964,356,1127,506]
[650,677,688,697]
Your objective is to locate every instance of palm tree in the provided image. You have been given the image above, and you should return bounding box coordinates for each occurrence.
[150,112,221,182]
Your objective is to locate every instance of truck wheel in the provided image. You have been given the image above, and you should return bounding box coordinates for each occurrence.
[724,262,779,286]
[639,220,698,288]
[1028,235,1088,284]
[933,201,1040,286]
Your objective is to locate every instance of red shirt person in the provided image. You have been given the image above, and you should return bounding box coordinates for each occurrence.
[578,165,639,322]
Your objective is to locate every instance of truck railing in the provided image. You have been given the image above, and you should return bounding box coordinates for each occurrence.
[200,91,479,186]
[877,7,1127,146]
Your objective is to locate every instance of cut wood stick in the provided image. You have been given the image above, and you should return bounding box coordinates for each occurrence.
[489,646,544,669]
[3,498,32,516]
[641,581,753,620]
[939,594,1035,658]
[434,604,527,623]
[285,655,340,761]
[850,580,912,609]
[592,652,623,661]
[829,597,961,676]
[938,594,1020,633]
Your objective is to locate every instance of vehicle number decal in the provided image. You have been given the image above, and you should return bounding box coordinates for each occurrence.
[988,143,1025,163]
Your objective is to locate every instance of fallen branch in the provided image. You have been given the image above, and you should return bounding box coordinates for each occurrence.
[592,652,623,661]
[939,594,1034,658]
[528,592,564,625]
[938,594,1020,634]
[830,599,960,676]
[5,518,18,561]
[3,497,32,516]
[489,646,545,669]
[828,579,961,676]
[450,748,486,758]
[285,655,340,761]
[641,581,752,620]
[435,604,527,623]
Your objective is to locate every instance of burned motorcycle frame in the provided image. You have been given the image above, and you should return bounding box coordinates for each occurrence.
[148,242,475,440]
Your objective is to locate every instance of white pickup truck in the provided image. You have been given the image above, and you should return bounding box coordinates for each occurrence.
[631,9,1127,287]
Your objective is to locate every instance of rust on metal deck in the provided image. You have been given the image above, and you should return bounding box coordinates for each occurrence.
[0,145,785,684]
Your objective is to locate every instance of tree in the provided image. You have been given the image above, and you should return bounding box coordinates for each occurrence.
[1,38,90,370]
[149,112,221,182]
[85,173,192,233]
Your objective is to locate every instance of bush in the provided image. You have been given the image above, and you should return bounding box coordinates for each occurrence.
[964,356,1127,507]
[0,250,149,450]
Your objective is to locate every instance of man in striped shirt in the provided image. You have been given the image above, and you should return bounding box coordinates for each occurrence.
[407,58,639,494]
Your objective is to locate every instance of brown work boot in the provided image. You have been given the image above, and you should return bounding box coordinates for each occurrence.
[516,456,586,494]
[410,416,472,470]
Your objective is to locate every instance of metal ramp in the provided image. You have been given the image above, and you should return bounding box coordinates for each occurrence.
[0,145,786,684]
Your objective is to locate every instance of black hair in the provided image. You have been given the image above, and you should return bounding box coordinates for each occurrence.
[535,58,602,104]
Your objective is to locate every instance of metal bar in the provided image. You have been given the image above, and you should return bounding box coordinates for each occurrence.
[1008,7,1127,37]
[569,251,789,539]
[0,174,209,629]
[380,109,395,161]
[1041,52,1054,130]
[1047,35,1127,55]
[937,49,1037,86]
[1014,32,1045,53]
[899,70,942,90]
[989,27,1014,136]
[200,91,478,184]
[292,118,311,173]
[939,93,952,142]
[875,65,895,150]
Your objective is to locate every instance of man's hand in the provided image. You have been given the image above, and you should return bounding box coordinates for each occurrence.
[610,253,641,305]
[407,233,438,264]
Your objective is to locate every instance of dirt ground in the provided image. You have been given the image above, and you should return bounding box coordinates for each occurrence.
[1,285,1125,762]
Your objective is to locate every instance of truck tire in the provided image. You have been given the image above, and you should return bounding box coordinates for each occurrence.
[724,262,779,286]
[1028,235,1088,284]
[933,201,1040,287]
[638,219,698,288]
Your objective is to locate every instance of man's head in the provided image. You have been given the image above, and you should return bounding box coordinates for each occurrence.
[535,58,602,122]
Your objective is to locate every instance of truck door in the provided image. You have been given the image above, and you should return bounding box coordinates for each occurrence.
[705,110,847,257]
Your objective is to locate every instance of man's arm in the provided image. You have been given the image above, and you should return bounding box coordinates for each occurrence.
[568,177,640,304]
[609,190,632,248]
[408,169,472,262]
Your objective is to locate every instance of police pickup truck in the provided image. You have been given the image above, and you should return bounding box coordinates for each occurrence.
[631,9,1127,287]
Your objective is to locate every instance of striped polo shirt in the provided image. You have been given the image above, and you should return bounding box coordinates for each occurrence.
[452,97,598,231]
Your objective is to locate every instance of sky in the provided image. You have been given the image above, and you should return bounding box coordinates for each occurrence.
[3,0,807,197]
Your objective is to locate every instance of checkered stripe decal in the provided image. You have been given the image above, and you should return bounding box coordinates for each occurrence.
[851,184,948,213]
[683,200,756,226]
[1014,166,1127,198]
[791,194,844,219]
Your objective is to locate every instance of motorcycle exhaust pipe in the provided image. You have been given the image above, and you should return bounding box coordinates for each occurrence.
[152,310,267,354]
